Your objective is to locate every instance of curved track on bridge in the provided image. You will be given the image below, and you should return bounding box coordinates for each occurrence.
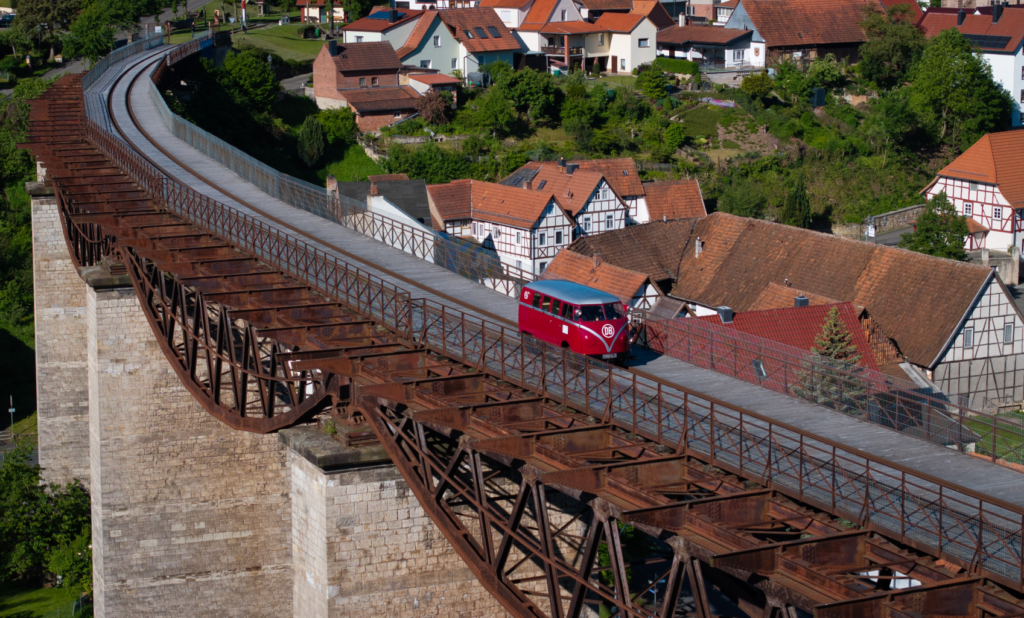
[22,43,1024,618]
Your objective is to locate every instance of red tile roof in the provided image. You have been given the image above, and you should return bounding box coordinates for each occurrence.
[569,219,696,282]
[520,0,561,30]
[428,180,562,228]
[409,73,461,85]
[576,0,632,10]
[396,10,438,58]
[541,251,650,304]
[342,6,424,32]
[657,25,752,45]
[695,302,879,370]
[936,130,1024,208]
[919,10,1024,51]
[643,179,707,221]
[428,178,474,228]
[319,41,402,72]
[738,0,877,47]
[572,158,644,197]
[503,162,607,216]
[367,173,410,181]
[439,8,521,52]
[593,12,646,31]
[631,0,676,29]
[478,0,532,7]
[750,282,844,310]
[540,20,608,33]
[340,86,421,112]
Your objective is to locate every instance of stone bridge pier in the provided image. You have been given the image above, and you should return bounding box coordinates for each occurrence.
[30,184,508,618]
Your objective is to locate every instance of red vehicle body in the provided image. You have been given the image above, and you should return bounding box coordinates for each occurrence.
[518,280,631,362]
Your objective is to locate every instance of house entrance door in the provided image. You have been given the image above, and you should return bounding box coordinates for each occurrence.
[611,55,617,72]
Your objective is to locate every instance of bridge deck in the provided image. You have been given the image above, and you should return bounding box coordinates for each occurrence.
[105,54,1024,510]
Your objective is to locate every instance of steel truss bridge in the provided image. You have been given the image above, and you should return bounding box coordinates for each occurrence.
[21,45,1024,618]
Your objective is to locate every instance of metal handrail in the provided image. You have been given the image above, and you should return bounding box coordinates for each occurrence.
[81,31,164,92]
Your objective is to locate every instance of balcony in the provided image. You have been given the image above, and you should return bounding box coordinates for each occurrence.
[541,46,584,55]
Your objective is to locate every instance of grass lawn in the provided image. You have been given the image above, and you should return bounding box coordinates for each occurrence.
[321,142,384,183]
[704,147,743,164]
[966,413,1024,461]
[0,580,80,618]
[532,127,571,143]
[594,75,636,88]
[232,23,325,62]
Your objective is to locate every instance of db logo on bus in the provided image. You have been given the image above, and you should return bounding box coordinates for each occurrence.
[601,324,614,338]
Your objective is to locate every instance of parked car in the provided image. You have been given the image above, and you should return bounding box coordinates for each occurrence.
[0,14,16,28]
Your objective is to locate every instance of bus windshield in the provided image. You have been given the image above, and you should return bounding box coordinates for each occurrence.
[603,303,625,320]
[579,303,625,321]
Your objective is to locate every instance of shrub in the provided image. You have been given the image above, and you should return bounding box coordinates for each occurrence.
[652,57,700,77]
[297,116,326,166]
[319,107,359,144]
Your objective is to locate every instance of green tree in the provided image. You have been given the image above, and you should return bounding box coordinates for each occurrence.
[48,527,92,598]
[860,88,920,164]
[664,122,687,150]
[415,89,453,126]
[318,107,359,144]
[495,67,556,123]
[222,48,280,111]
[778,175,811,228]
[740,71,774,106]
[908,28,1013,151]
[62,2,117,63]
[806,53,844,90]
[11,0,80,60]
[717,178,767,219]
[473,87,517,137]
[636,68,669,99]
[384,141,472,183]
[858,3,925,90]
[297,115,326,166]
[897,191,969,260]
[792,307,867,412]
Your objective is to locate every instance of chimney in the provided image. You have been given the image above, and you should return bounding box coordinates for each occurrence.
[566,163,578,175]
[679,13,685,26]
[663,214,667,221]
[794,295,809,307]
[370,180,380,196]
[593,253,602,268]
[957,8,966,25]
[328,39,337,55]
[326,174,338,196]
[558,157,567,168]
[694,236,703,257]
[717,306,734,324]
[993,2,1003,23]
[389,7,398,22]
[525,179,533,190]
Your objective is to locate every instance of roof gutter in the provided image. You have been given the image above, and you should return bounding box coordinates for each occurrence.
[928,268,994,370]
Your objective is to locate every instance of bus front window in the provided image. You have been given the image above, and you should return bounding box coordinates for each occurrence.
[579,305,605,321]
[603,303,625,320]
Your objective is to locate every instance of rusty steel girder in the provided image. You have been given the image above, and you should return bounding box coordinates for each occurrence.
[22,74,1024,618]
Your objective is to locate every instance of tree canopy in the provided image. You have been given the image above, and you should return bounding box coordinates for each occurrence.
[222,48,281,111]
[858,3,925,90]
[495,67,557,123]
[898,192,969,260]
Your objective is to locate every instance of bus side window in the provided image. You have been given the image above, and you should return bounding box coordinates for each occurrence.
[561,303,575,319]
[551,299,561,315]
[540,295,551,312]
[531,293,542,308]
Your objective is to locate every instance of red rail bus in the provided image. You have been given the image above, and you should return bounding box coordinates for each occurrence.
[518,280,631,363]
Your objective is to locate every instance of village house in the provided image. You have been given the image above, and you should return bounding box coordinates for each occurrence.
[404,72,462,95]
[656,22,758,67]
[311,40,422,132]
[341,6,425,45]
[396,8,522,76]
[642,179,707,221]
[918,5,1024,126]
[921,129,1024,255]
[715,0,738,24]
[297,0,347,23]
[569,212,1024,409]
[570,158,647,222]
[723,0,873,63]
[479,0,539,28]
[427,179,575,274]
[502,160,629,238]
[533,12,658,72]
[541,250,661,308]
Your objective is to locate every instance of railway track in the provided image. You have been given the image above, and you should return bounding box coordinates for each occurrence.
[21,49,1024,618]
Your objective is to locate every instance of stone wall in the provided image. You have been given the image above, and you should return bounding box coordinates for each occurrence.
[86,282,293,618]
[30,188,90,488]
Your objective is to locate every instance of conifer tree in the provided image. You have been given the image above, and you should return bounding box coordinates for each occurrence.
[792,307,867,413]
[812,306,862,364]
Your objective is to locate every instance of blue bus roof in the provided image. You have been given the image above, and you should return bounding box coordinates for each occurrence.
[524,280,621,306]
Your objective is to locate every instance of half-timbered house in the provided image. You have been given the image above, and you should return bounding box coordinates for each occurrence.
[922,130,1024,253]
[427,179,574,274]
[541,250,660,309]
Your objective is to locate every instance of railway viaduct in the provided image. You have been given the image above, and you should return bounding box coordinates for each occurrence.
[24,34,1024,618]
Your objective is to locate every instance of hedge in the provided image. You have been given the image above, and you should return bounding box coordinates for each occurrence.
[652,57,700,77]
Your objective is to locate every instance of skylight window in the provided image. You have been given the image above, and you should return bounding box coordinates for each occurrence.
[621,170,628,176]
[486,26,501,37]
[537,180,547,189]
[464,29,474,38]
[474,26,489,38]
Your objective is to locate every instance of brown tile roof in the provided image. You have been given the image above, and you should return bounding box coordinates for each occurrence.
[643,179,707,221]
[342,6,424,32]
[569,219,697,283]
[503,162,606,216]
[593,11,646,31]
[657,24,751,45]
[428,180,561,228]
[572,158,644,196]
[631,0,676,29]
[541,251,651,304]
[663,213,992,367]
[966,218,990,234]
[368,173,410,181]
[409,73,461,85]
[576,0,632,10]
[738,0,876,47]
[520,0,560,30]
[438,8,521,52]
[919,10,1024,51]
[478,0,532,7]
[396,10,438,58]
[936,130,1024,208]
[341,86,421,112]
[750,282,844,310]
[321,41,402,72]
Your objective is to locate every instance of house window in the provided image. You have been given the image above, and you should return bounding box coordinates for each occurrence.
[1006,324,1015,344]
[994,207,1002,220]
[620,58,626,70]
[501,9,511,22]
[964,202,972,216]
[600,187,609,200]
[434,35,441,47]
[516,232,521,243]
[638,38,649,48]
[394,111,402,118]
[359,77,366,86]
[548,36,555,46]
[555,230,563,244]
[964,327,974,348]
[371,77,378,86]
[733,49,745,62]
[1020,89,1024,104]
[494,227,501,238]
[539,232,546,246]
[355,35,364,43]
[598,33,604,46]
[560,9,566,19]
[605,213,614,229]
[516,259,522,269]
[539,261,548,273]
[583,216,591,231]
[420,60,431,68]
[472,222,478,235]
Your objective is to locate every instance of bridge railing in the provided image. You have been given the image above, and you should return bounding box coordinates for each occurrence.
[147,56,534,298]
[81,31,165,93]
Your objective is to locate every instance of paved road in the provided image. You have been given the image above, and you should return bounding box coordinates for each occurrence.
[280,72,310,93]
